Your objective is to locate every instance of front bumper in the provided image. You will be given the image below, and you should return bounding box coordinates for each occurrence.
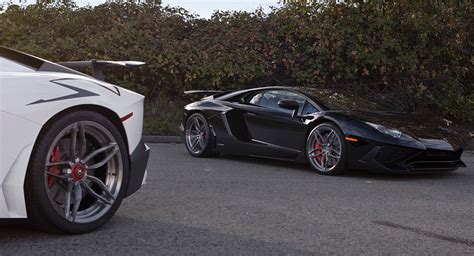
[126,139,150,197]
[348,140,466,173]
[179,123,185,143]
[404,148,466,171]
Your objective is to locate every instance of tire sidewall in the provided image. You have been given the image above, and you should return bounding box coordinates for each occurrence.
[25,111,129,234]
[305,123,347,175]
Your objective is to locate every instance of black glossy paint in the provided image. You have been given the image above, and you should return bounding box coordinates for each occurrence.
[182,86,466,172]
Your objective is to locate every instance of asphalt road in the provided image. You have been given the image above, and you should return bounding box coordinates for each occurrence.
[1,144,473,255]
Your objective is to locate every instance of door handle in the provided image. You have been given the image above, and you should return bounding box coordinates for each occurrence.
[246,112,257,116]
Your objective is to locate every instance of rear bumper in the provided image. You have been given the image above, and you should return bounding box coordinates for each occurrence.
[126,139,150,197]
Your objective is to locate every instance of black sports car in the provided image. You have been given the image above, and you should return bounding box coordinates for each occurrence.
[180,86,466,175]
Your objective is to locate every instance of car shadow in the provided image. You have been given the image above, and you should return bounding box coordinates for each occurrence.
[0,219,44,236]
[341,169,464,181]
[213,153,471,181]
[0,216,315,255]
[215,154,313,173]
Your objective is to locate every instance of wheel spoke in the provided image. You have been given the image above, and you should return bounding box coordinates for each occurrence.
[70,124,78,158]
[193,118,201,132]
[86,145,119,170]
[200,122,206,132]
[314,130,324,145]
[186,130,199,136]
[198,137,205,149]
[325,130,335,145]
[78,123,87,158]
[320,153,326,170]
[328,136,335,147]
[190,136,200,150]
[308,151,323,158]
[64,181,73,219]
[70,182,83,222]
[198,122,206,132]
[80,180,114,205]
[46,161,71,168]
[82,143,118,166]
[308,148,320,155]
[46,171,68,179]
[187,134,199,142]
[329,147,341,156]
[87,175,116,201]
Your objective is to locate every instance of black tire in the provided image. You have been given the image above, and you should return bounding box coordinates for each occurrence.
[305,122,347,175]
[25,110,129,234]
[184,113,215,157]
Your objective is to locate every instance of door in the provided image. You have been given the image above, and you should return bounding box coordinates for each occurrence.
[241,90,308,153]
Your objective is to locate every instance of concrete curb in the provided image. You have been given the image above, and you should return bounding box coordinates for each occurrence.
[143,135,182,143]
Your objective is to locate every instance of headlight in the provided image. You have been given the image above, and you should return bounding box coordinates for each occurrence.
[366,122,402,139]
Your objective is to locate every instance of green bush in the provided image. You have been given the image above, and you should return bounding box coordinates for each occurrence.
[1,1,472,134]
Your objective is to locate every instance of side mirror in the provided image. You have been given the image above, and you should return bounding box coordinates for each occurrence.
[278,100,300,117]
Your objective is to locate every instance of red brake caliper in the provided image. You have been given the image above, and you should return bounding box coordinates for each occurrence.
[48,146,61,187]
[314,142,322,162]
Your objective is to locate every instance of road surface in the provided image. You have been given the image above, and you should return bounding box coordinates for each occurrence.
[1,144,473,255]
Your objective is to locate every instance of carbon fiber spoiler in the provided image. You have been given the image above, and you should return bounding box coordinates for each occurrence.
[184,90,222,95]
[184,90,234,99]
[58,60,145,81]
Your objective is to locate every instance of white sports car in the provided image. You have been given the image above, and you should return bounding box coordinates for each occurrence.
[0,47,150,234]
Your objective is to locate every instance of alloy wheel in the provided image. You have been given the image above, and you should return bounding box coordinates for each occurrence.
[185,115,208,154]
[307,125,342,172]
[44,121,123,223]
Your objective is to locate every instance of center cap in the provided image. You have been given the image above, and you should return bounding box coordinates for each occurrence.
[71,163,87,181]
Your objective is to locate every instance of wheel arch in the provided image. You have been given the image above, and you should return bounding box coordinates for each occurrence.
[32,104,129,156]
[306,116,345,139]
[184,109,203,121]
[184,109,216,133]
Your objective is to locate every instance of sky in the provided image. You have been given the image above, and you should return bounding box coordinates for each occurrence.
[162,0,278,18]
[2,0,281,18]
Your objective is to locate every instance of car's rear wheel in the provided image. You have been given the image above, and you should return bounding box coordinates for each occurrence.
[25,110,129,234]
[184,113,215,157]
[306,123,347,175]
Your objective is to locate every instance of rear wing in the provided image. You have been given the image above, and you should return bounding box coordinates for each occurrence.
[184,90,232,99]
[58,60,145,81]
[184,90,222,95]
[0,47,145,81]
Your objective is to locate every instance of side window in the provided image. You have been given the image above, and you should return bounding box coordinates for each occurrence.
[0,57,35,72]
[248,92,264,105]
[302,101,318,115]
[256,90,306,114]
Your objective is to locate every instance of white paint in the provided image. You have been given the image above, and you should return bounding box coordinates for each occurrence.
[0,57,145,218]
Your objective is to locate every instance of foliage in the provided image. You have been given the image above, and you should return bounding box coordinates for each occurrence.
[1,1,472,134]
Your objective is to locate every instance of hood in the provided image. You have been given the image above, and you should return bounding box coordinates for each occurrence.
[327,110,467,149]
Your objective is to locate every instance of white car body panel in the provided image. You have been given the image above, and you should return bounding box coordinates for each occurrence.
[0,58,146,218]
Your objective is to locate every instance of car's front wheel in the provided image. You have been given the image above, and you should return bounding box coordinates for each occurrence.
[306,123,347,175]
[25,110,129,234]
[184,113,215,157]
